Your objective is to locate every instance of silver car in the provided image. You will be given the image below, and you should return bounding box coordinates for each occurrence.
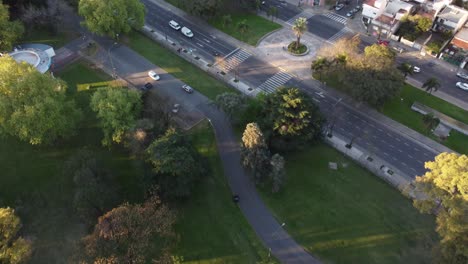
[456,82,468,91]
[456,72,468,80]
[182,84,194,93]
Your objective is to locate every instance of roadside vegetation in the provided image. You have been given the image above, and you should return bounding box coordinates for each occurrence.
[166,0,281,46]
[311,37,468,154]
[126,31,233,100]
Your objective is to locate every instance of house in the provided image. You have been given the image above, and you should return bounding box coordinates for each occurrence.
[362,0,415,36]
[432,5,468,33]
[451,26,468,50]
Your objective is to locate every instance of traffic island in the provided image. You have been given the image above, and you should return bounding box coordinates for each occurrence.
[286,41,309,56]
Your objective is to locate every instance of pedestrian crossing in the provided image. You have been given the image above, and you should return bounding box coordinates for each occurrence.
[323,12,347,24]
[220,48,251,73]
[257,71,293,94]
[286,12,314,26]
[326,27,353,44]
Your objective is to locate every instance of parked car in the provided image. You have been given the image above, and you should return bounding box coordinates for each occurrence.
[182,84,194,93]
[169,20,181,30]
[412,66,421,73]
[141,82,153,91]
[148,70,160,80]
[352,6,361,12]
[346,10,355,17]
[377,40,389,46]
[335,3,344,10]
[181,27,194,38]
[456,72,468,80]
[456,82,468,91]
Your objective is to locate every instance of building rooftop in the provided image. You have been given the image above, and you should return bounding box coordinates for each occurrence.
[437,5,468,23]
[454,27,468,41]
[364,0,377,7]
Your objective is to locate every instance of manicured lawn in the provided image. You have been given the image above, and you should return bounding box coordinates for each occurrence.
[18,28,78,49]
[382,84,468,154]
[209,14,282,46]
[0,62,146,263]
[126,31,234,100]
[175,121,275,263]
[259,143,437,264]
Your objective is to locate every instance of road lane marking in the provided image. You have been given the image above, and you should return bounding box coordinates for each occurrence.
[408,154,413,158]
[404,142,409,146]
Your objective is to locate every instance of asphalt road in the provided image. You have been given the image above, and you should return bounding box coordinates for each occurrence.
[142,0,236,61]
[142,1,440,179]
[260,0,302,21]
[307,14,344,40]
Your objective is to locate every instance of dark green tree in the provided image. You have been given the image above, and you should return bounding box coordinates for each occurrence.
[0,207,32,264]
[146,128,205,199]
[0,1,24,51]
[422,77,441,94]
[397,62,414,79]
[311,57,331,80]
[215,92,246,120]
[270,153,286,193]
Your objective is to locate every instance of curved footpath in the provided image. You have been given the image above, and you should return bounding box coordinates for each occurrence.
[197,104,321,264]
[55,36,321,263]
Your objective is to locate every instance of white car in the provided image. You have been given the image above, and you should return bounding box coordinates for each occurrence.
[456,82,468,91]
[412,66,420,73]
[181,27,194,38]
[456,72,468,80]
[148,70,160,80]
[335,4,344,10]
[182,84,194,93]
[169,20,181,30]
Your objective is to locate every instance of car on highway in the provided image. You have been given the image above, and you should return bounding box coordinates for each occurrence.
[148,70,160,80]
[335,3,344,10]
[181,26,194,38]
[456,82,468,91]
[169,20,181,30]
[456,72,468,80]
[182,84,194,93]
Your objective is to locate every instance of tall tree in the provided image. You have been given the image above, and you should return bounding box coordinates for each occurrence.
[270,153,286,193]
[79,195,175,264]
[311,57,331,81]
[0,55,82,145]
[364,44,396,61]
[0,1,24,51]
[292,17,307,50]
[146,128,205,199]
[0,207,32,264]
[78,0,145,38]
[261,87,324,150]
[65,148,120,226]
[186,0,223,19]
[90,87,142,147]
[397,62,414,79]
[20,0,73,33]
[412,153,468,264]
[215,92,246,120]
[241,123,271,184]
[422,77,441,94]
[237,19,249,37]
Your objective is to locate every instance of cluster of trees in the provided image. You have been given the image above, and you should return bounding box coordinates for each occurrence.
[0,1,24,51]
[216,88,324,191]
[411,153,468,264]
[0,55,83,145]
[0,208,31,264]
[20,0,74,34]
[397,15,433,41]
[312,37,404,106]
[78,0,145,38]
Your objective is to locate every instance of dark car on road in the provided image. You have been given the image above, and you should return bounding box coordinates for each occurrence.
[141,82,153,91]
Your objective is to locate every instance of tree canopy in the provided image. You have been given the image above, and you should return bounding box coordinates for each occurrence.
[90,87,142,147]
[146,128,205,199]
[0,55,82,145]
[0,1,24,51]
[292,17,307,49]
[241,122,271,184]
[215,92,246,120]
[0,207,32,264]
[79,195,175,264]
[78,0,145,37]
[412,153,468,264]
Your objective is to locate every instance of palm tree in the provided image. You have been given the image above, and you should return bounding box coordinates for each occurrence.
[422,77,441,94]
[292,17,307,50]
[237,19,249,38]
[397,62,413,79]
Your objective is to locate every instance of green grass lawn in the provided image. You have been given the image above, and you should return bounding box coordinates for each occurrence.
[259,143,437,264]
[0,62,146,263]
[18,28,79,49]
[126,31,234,100]
[174,121,275,263]
[382,84,468,154]
[209,14,282,46]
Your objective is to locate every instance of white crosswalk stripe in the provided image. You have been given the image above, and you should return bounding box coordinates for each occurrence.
[257,71,293,94]
[323,12,347,24]
[326,27,353,44]
[220,49,251,73]
[286,12,314,26]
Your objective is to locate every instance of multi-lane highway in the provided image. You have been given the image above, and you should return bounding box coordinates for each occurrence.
[141,0,444,178]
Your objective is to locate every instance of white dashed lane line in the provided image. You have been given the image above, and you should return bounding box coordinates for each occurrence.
[408,154,413,159]
[395,138,401,142]
[404,142,409,146]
